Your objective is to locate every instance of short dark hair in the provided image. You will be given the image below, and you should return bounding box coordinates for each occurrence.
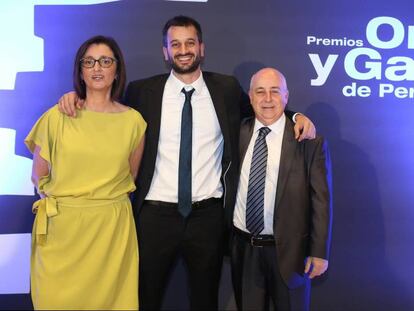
[73,35,126,101]
[162,15,203,47]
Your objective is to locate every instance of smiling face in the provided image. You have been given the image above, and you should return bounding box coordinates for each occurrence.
[162,25,204,75]
[81,43,117,94]
[249,68,289,126]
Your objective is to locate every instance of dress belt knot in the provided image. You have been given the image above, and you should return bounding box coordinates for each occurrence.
[32,197,58,244]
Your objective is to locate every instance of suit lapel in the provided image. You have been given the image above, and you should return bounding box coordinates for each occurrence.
[204,73,232,159]
[275,118,296,208]
[239,118,255,170]
[145,75,169,147]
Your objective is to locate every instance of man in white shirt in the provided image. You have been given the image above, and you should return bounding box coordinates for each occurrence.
[231,68,332,311]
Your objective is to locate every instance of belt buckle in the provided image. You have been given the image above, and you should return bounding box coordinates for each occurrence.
[250,236,263,248]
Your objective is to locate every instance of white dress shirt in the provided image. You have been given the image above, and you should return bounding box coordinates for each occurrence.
[233,114,286,235]
[145,71,224,202]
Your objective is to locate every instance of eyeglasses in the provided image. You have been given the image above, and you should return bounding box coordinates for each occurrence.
[80,56,117,68]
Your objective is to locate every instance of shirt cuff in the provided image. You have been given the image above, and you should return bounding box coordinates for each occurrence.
[292,112,302,123]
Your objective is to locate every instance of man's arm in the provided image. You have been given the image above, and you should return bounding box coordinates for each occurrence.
[306,137,333,278]
[57,91,83,117]
[31,145,49,198]
[286,111,316,142]
[304,256,329,279]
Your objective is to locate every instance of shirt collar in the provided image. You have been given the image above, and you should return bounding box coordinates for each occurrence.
[167,70,204,96]
[254,113,286,136]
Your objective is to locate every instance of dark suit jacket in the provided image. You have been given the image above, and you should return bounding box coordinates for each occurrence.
[238,116,333,289]
[124,72,249,224]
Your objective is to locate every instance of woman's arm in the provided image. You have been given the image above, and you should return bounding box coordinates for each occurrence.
[32,145,49,197]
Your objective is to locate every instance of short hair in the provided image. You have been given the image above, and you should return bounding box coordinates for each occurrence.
[73,35,126,101]
[162,15,203,47]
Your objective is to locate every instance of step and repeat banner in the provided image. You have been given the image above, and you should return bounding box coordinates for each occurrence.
[1,0,413,309]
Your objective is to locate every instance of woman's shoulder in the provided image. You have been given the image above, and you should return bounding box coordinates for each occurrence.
[128,108,146,125]
[36,104,61,124]
[44,104,60,115]
[113,103,146,126]
[112,101,130,112]
[114,102,142,117]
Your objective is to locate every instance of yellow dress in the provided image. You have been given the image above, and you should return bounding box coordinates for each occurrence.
[25,105,146,310]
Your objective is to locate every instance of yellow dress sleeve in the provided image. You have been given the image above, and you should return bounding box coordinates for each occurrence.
[24,105,61,192]
[130,110,147,152]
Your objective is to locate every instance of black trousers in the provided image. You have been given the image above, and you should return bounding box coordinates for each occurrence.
[137,199,225,310]
[231,231,310,311]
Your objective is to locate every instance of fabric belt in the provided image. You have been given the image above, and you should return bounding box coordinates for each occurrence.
[32,195,129,245]
[233,226,275,247]
[145,197,222,209]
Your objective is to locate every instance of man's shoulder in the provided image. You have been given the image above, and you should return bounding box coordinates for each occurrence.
[127,73,169,90]
[241,116,254,127]
[240,117,255,135]
[203,71,240,85]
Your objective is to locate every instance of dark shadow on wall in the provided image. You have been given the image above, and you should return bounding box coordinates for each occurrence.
[233,61,266,93]
[232,62,266,118]
[306,102,411,311]
[0,294,33,310]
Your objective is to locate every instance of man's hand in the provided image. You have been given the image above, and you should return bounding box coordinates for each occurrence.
[304,257,328,279]
[57,91,84,117]
[294,114,316,142]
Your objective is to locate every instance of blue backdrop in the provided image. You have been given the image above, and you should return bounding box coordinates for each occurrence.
[1,0,413,309]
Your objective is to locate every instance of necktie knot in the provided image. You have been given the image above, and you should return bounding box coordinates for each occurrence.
[181,87,195,101]
[259,127,271,137]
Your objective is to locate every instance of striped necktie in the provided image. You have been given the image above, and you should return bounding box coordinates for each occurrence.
[246,126,271,235]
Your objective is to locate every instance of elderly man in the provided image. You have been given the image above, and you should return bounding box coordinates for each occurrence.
[231,68,332,311]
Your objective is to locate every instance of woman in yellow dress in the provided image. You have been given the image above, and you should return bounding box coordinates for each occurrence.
[25,35,146,310]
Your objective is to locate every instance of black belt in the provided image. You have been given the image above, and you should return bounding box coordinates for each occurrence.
[233,226,275,247]
[145,197,222,209]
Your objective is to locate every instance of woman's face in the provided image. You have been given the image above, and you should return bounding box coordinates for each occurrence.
[80,43,117,95]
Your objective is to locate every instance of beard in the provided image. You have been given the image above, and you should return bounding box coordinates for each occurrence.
[167,53,203,74]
